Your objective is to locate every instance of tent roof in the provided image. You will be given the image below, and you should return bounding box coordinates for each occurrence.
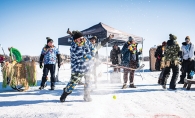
[58,22,143,46]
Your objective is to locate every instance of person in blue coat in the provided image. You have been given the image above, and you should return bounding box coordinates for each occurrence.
[121,36,142,89]
[60,31,95,102]
[39,37,61,90]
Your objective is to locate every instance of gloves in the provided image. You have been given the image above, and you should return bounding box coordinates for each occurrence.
[57,54,61,68]
[58,63,61,68]
[139,48,142,52]
[83,55,92,61]
[40,63,43,69]
[157,56,161,60]
[188,58,193,61]
[129,46,133,51]
[39,54,44,68]
[190,71,194,77]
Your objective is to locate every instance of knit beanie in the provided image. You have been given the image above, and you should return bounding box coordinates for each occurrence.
[128,36,134,42]
[90,36,97,40]
[46,37,53,43]
[169,34,177,40]
[73,31,83,40]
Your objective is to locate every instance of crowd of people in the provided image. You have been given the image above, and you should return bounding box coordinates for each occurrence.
[155,34,195,90]
[2,30,194,102]
[38,30,195,102]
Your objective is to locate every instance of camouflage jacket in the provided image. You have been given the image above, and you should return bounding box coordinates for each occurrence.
[164,40,180,64]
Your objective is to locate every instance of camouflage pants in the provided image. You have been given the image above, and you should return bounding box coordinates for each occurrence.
[64,73,92,99]
[123,60,137,84]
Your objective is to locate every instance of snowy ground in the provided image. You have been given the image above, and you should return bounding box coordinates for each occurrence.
[0,61,195,118]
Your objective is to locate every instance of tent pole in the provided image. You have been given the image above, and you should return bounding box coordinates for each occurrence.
[106,42,108,81]
[142,38,144,78]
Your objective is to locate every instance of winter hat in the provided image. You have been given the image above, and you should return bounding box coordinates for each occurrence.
[185,36,190,40]
[169,34,177,40]
[46,37,53,43]
[73,31,83,40]
[162,41,167,46]
[90,36,97,40]
[128,36,134,42]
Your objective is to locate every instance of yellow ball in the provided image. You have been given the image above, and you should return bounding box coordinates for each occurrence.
[113,95,116,99]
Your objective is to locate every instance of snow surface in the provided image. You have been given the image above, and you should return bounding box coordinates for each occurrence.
[0,61,195,118]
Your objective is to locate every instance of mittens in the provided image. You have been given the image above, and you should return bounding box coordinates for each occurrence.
[83,55,92,61]
[190,71,194,77]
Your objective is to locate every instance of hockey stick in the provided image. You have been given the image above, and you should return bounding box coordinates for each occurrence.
[103,62,145,71]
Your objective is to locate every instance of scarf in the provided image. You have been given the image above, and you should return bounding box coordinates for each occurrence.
[129,44,137,54]
[74,38,86,47]
[185,44,190,52]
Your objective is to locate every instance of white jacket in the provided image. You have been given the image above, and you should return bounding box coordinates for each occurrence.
[181,42,194,60]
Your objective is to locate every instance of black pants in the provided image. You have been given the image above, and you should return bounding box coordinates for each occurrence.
[161,64,179,89]
[179,60,194,82]
[41,64,56,87]
[155,59,161,71]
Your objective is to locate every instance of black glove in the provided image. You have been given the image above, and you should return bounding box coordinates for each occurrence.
[57,54,61,68]
[39,54,44,69]
[40,63,43,69]
[188,58,192,61]
[162,54,164,57]
[58,63,61,68]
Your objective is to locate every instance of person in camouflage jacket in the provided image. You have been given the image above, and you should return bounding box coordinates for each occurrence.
[160,34,180,90]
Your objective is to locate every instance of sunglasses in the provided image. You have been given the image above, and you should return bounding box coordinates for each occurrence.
[79,37,84,40]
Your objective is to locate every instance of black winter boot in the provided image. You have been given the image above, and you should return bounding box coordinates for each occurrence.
[50,86,55,90]
[129,84,136,88]
[60,88,71,102]
[39,83,47,90]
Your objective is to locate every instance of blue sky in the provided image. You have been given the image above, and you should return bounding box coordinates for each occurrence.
[0,0,195,56]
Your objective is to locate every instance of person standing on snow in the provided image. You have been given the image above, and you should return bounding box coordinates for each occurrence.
[161,34,180,90]
[155,41,167,71]
[156,41,167,84]
[178,36,195,84]
[121,36,142,89]
[39,37,61,90]
[60,31,95,102]
[89,35,113,88]
[110,44,121,72]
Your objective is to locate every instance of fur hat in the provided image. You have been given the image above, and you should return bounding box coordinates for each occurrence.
[73,31,83,40]
[90,36,97,40]
[46,37,53,43]
[185,36,190,40]
[128,36,134,42]
[169,34,177,40]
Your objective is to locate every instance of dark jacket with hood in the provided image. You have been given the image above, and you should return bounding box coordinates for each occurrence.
[121,42,141,67]
[110,47,121,65]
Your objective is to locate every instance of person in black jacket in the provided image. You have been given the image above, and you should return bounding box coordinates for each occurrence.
[121,36,142,89]
[110,44,121,72]
[155,41,167,71]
